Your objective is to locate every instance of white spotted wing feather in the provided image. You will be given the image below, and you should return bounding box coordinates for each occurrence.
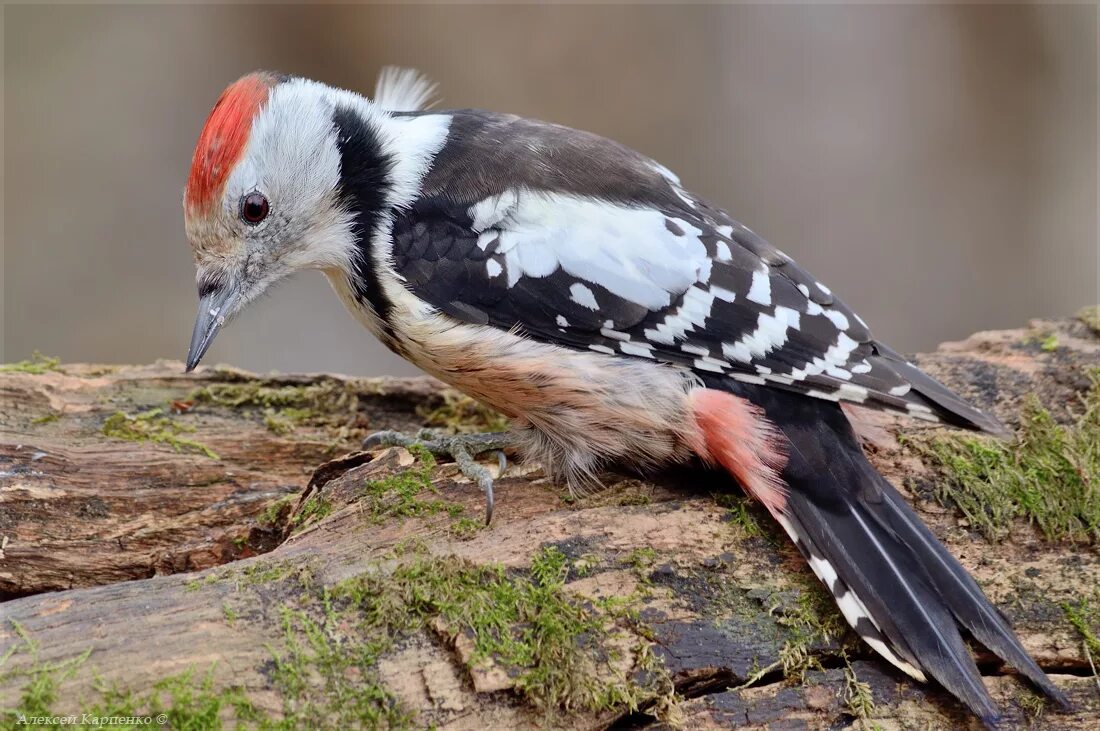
[389,124,1004,434]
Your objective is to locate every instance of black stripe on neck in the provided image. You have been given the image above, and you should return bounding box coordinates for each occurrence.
[331,105,398,344]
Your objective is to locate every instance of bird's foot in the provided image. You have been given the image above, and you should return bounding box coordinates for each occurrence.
[362,430,511,524]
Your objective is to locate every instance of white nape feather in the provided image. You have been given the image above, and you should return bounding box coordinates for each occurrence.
[373,67,438,112]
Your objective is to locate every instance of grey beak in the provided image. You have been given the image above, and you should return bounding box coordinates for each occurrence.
[185,285,239,372]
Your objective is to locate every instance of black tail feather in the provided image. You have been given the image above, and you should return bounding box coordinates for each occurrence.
[781,432,1002,722]
[732,383,1068,722]
[870,474,1071,707]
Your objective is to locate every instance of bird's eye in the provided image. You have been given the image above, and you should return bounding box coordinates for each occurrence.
[240,192,270,225]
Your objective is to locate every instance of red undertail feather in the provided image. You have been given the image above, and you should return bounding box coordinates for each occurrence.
[688,388,788,515]
[185,72,276,214]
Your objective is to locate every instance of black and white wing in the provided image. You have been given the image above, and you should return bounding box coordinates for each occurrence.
[390,110,1004,434]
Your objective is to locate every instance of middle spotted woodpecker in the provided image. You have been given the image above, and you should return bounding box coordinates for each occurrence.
[181,68,1069,722]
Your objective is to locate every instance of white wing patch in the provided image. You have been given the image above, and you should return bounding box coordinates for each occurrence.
[824,310,850,330]
[745,267,772,306]
[470,190,519,231]
[722,306,801,364]
[472,191,709,312]
[570,282,599,310]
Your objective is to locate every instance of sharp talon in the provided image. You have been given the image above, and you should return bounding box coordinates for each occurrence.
[360,430,509,524]
[483,479,495,525]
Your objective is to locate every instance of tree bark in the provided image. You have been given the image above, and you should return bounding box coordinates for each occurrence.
[1,313,1098,729]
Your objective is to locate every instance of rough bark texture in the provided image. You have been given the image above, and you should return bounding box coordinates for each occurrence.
[1,313,1098,730]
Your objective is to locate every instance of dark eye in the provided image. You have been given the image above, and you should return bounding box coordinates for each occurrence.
[240,192,269,225]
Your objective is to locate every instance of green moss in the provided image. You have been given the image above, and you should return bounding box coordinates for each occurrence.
[184,561,306,593]
[617,492,652,507]
[1062,596,1100,666]
[1,622,259,729]
[1024,328,1061,351]
[418,391,508,434]
[184,573,220,593]
[1077,305,1100,335]
[807,589,846,639]
[258,495,296,527]
[0,352,61,375]
[359,447,464,524]
[841,653,876,722]
[81,669,258,728]
[4,542,669,728]
[571,553,600,578]
[102,409,219,460]
[579,481,655,509]
[530,544,569,585]
[261,407,315,436]
[262,410,295,436]
[1015,687,1048,722]
[113,670,261,729]
[239,560,302,587]
[268,603,412,730]
[784,582,847,640]
[30,413,59,426]
[714,493,765,539]
[1,622,89,723]
[907,369,1100,543]
[329,546,666,714]
[623,547,657,575]
[766,576,847,681]
[448,516,483,540]
[190,380,360,443]
[777,640,822,682]
[189,380,351,412]
[290,495,333,533]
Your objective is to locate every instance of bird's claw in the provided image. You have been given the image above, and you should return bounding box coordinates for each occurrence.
[361,428,437,450]
[361,430,510,525]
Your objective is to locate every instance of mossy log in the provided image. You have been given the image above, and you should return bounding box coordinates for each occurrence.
[1,312,1098,730]
[0,362,443,599]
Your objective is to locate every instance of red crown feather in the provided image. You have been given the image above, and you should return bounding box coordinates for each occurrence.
[185,73,277,214]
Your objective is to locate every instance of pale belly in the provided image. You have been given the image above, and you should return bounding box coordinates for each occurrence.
[324,267,781,498]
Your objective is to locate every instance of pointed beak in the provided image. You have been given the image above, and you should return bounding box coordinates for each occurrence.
[185,284,240,372]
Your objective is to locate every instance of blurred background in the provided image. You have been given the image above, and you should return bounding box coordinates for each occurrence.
[3,4,1096,377]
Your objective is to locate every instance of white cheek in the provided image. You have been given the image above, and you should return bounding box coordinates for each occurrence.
[284,205,359,271]
[233,82,355,274]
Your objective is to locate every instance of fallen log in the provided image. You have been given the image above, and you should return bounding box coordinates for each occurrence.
[1,311,1098,729]
[0,361,455,599]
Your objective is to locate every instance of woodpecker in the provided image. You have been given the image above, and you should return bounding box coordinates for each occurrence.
[182,68,1068,722]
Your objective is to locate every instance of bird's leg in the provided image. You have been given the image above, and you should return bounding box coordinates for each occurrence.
[362,430,511,524]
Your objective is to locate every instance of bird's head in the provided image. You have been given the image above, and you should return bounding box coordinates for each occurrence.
[181,69,439,371]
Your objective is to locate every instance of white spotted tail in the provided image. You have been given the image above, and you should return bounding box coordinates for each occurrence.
[755,387,1068,724]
